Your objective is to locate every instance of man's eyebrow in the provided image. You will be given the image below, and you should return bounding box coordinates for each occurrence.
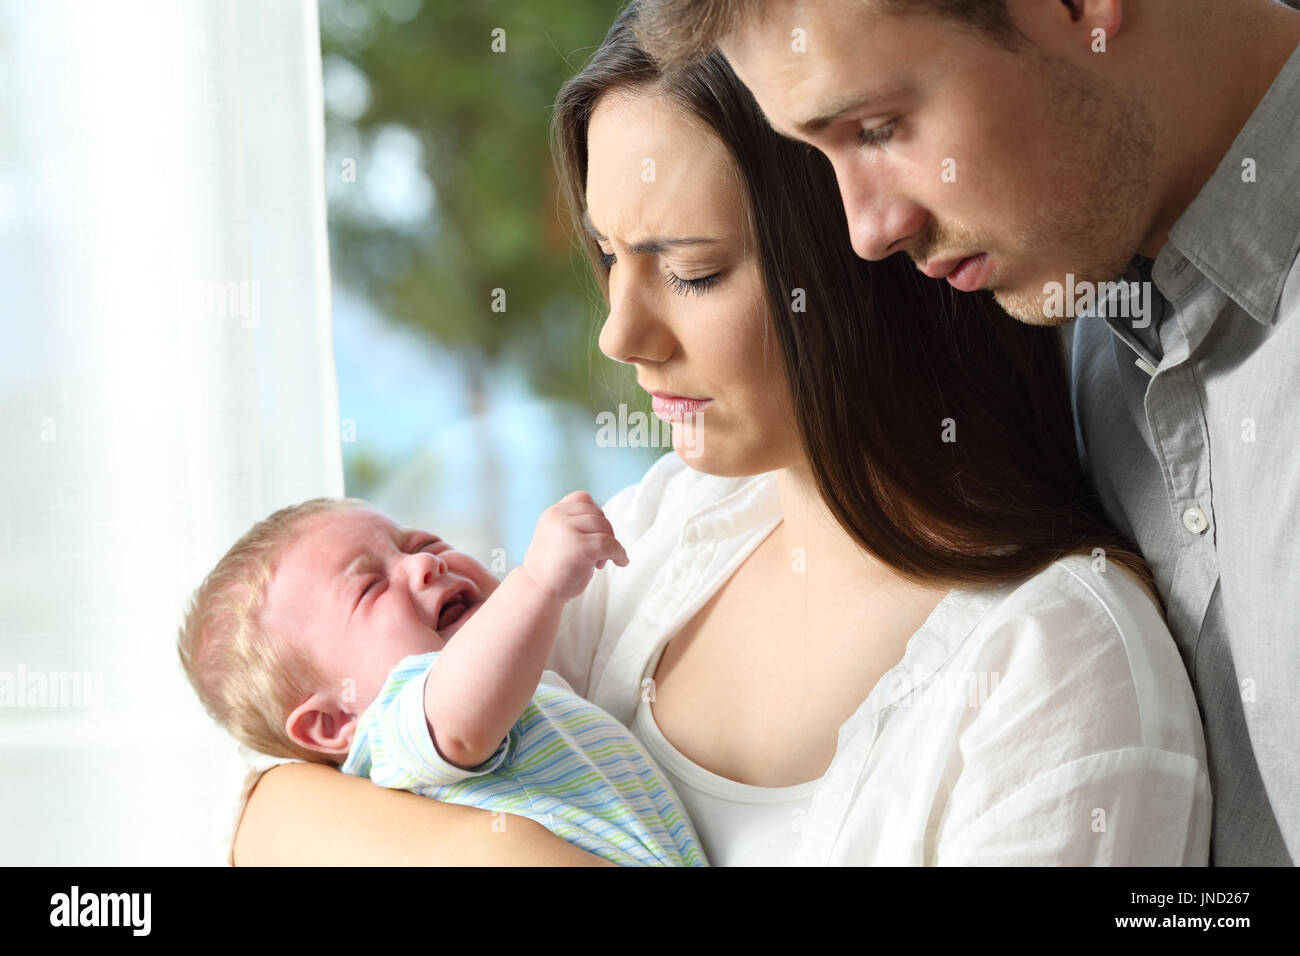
[581,210,722,255]
[796,87,904,135]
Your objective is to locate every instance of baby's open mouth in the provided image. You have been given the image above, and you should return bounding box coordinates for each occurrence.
[436,590,472,631]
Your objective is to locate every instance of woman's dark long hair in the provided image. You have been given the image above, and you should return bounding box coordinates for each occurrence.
[552,1,1155,595]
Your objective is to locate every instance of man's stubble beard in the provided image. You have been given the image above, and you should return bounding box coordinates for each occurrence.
[988,49,1158,327]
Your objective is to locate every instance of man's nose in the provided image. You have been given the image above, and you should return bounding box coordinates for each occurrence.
[830,156,927,262]
[597,266,674,366]
[407,551,448,590]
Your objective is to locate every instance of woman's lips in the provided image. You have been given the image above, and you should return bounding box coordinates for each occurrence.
[650,395,713,421]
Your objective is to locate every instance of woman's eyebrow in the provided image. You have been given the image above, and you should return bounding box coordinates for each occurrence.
[582,210,722,254]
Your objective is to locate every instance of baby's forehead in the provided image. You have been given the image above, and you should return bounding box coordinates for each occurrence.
[309,506,394,533]
[288,508,373,554]
[290,507,438,555]
[266,509,388,595]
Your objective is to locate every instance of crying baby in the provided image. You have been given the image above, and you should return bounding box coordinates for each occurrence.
[178,492,706,866]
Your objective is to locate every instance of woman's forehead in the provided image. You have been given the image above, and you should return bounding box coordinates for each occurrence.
[585,92,741,236]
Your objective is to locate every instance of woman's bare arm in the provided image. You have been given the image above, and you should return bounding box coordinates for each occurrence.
[232,762,617,866]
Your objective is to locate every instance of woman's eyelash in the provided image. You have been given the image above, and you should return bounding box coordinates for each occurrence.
[598,251,720,297]
[664,271,722,297]
[857,118,899,148]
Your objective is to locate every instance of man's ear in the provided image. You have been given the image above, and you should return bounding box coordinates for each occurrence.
[285,691,358,758]
[1014,0,1124,51]
[1060,0,1124,38]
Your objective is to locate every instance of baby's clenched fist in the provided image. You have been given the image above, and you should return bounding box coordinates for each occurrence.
[522,491,629,601]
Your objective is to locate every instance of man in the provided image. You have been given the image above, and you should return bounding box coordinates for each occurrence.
[635,0,1300,866]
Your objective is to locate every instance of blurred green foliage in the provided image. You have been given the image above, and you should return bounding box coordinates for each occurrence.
[319,0,636,412]
[343,445,389,499]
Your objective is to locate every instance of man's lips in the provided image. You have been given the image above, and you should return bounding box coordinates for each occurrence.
[921,253,992,292]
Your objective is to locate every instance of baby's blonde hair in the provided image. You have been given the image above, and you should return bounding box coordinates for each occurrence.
[177,496,367,764]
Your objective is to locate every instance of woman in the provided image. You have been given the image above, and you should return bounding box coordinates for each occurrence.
[230,3,1209,865]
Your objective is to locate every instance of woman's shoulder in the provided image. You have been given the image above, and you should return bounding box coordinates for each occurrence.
[223,744,304,865]
[985,553,1164,636]
[957,554,1201,756]
[905,556,1210,864]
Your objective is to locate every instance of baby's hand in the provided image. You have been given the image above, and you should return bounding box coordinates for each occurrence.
[522,491,629,601]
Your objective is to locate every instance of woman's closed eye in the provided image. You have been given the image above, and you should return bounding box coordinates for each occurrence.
[664,270,722,297]
[598,250,722,297]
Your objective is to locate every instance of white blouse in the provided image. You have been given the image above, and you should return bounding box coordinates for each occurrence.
[628,642,819,867]
[223,451,1211,865]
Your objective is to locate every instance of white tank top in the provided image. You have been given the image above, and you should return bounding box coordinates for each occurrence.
[629,689,821,867]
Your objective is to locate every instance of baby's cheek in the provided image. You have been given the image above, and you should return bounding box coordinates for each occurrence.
[464,561,500,595]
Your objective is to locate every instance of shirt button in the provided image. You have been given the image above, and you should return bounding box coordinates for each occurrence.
[1182,506,1209,534]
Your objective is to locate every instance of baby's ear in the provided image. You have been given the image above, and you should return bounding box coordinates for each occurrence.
[285,693,358,758]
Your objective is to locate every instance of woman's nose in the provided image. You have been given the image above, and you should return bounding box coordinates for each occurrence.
[407,551,447,590]
[597,266,675,366]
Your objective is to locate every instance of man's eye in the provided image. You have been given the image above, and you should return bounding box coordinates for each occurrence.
[857,118,899,148]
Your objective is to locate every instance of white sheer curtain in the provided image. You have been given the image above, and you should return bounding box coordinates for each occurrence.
[0,0,341,864]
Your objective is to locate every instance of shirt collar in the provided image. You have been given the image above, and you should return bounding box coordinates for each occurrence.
[679,471,781,543]
[861,584,1006,715]
[1161,40,1300,326]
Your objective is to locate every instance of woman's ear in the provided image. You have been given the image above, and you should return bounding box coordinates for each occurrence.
[285,692,358,757]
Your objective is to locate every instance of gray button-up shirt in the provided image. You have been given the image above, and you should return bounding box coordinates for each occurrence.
[1069,40,1300,866]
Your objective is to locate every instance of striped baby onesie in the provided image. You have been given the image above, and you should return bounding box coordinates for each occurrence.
[340,651,708,867]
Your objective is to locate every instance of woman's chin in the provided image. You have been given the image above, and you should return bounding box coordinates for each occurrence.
[671,444,764,478]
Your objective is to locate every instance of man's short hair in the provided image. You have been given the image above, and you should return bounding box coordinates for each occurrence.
[634,0,1025,70]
